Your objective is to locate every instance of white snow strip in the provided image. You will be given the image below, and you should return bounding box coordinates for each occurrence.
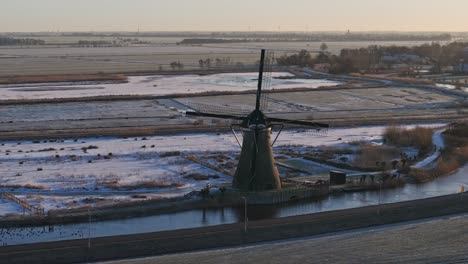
[0,72,340,100]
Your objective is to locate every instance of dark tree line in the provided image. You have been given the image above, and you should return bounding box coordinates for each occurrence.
[278,42,468,74]
[198,57,244,68]
[77,40,112,47]
[341,42,468,73]
[277,50,356,74]
[170,61,184,70]
[178,33,452,45]
[0,37,45,46]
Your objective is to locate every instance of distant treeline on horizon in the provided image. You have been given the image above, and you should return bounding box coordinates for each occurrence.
[178,33,452,45]
[0,32,454,46]
[3,31,454,39]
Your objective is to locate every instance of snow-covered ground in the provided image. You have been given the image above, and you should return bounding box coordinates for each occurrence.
[0,124,444,216]
[0,72,341,100]
[436,83,468,93]
[0,198,23,216]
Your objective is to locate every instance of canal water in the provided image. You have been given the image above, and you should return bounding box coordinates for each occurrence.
[1,165,467,246]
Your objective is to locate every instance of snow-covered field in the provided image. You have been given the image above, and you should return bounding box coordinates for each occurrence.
[0,72,340,100]
[0,199,22,216]
[436,83,468,93]
[0,124,444,216]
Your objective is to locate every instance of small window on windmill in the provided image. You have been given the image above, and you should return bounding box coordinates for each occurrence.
[330,170,346,185]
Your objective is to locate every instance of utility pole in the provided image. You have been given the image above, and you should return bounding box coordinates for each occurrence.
[241,196,248,232]
[378,180,382,216]
[88,208,91,249]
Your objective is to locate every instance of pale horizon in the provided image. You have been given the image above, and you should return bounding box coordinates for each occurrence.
[2,0,468,33]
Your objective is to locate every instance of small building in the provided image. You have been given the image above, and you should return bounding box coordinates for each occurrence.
[382,54,430,64]
[313,63,331,73]
[329,171,346,185]
[456,63,468,73]
[463,48,468,58]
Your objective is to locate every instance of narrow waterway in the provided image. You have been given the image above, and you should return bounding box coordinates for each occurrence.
[1,165,467,246]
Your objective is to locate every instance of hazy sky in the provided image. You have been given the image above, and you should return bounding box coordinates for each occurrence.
[1,0,467,32]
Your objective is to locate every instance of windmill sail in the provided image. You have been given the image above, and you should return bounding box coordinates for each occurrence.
[260,50,274,111]
[185,49,329,192]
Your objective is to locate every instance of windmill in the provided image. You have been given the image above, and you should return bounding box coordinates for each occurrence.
[186,49,329,192]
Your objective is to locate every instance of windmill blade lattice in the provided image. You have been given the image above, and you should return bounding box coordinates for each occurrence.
[268,116,329,136]
[260,50,274,111]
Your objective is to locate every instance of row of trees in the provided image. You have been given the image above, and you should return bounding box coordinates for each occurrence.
[77,40,112,47]
[166,58,247,71]
[276,49,356,74]
[169,61,184,70]
[198,57,245,68]
[340,42,468,73]
[277,42,468,74]
[192,33,452,42]
[76,38,150,47]
[0,37,45,46]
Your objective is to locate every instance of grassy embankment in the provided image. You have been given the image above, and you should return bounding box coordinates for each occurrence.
[410,123,468,182]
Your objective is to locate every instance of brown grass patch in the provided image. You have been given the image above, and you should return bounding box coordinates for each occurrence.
[102,180,184,190]
[184,173,220,181]
[0,184,45,190]
[353,145,400,170]
[383,125,433,153]
[0,73,128,85]
[160,151,181,158]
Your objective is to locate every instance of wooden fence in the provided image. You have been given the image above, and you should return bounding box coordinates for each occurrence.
[184,155,234,177]
[1,192,45,216]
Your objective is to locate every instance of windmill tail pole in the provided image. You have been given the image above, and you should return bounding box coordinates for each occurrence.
[255,49,266,111]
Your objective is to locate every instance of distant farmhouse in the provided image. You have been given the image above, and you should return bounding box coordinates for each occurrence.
[464,47,468,58]
[381,54,430,64]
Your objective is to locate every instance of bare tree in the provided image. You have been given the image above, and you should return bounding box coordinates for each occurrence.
[320,43,328,53]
